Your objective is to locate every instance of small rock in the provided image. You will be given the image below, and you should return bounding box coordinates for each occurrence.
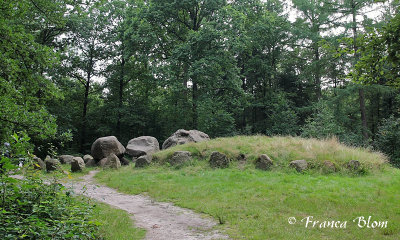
[71,157,85,172]
[168,151,192,166]
[83,154,94,163]
[347,160,360,170]
[255,154,273,170]
[209,151,229,168]
[45,157,61,172]
[323,160,336,172]
[289,160,308,172]
[135,155,152,168]
[58,155,74,164]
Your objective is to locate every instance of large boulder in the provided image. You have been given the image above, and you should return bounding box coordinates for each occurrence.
[71,157,85,172]
[255,154,273,171]
[135,155,152,168]
[162,129,210,150]
[209,151,229,168]
[289,160,308,172]
[168,151,192,167]
[126,136,159,157]
[91,136,125,161]
[59,155,74,164]
[44,156,61,172]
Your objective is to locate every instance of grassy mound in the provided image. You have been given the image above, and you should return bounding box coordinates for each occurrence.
[153,135,388,173]
[96,136,399,239]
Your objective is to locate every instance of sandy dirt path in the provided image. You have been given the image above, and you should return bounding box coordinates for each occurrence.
[67,170,228,240]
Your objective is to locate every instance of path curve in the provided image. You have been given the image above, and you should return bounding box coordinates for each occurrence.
[68,171,228,240]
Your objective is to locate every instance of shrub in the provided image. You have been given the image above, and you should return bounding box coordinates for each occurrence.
[0,133,99,239]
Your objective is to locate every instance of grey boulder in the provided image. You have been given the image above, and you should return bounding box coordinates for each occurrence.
[162,129,210,150]
[289,160,308,172]
[91,136,125,160]
[71,157,85,172]
[100,153,121,169]
[44,156,61,172]
[59,155,74,164]
[209,151,229,168]
[126,136,159,157]
[255,154,273,170]
[168,151,192,166]
[135,155,152,168]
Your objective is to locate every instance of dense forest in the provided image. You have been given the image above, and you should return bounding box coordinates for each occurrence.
[1,0,400,166]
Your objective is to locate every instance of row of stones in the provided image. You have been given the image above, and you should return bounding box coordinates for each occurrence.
[135,151,362,173]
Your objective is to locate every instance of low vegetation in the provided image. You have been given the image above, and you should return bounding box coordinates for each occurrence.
[95,136,399,239]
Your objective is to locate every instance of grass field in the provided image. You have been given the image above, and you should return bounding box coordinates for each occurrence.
[94,136,400,239]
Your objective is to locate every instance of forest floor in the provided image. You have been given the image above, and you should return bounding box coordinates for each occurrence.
[68,170,228,240]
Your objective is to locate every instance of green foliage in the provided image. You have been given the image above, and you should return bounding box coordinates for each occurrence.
[0,134,99,239]
[353,10,400,87]
[375,115,400,167]
[0,0,61,144]
[301,101,346,139]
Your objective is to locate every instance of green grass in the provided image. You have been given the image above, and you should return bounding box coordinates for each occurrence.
[92,201,146,240]
[94,136,400,239]
[153,136,388,174]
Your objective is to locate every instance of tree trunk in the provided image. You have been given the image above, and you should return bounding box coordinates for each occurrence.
[80,78,90,153]
[192,81,198,129]
[352,0,368,141]
[116,57,125,139]
[313,42,322,99]
[358,87,369,140]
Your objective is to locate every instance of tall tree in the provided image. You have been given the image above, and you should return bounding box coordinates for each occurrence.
[292,0,337,99]
[63,1,111,151]
[0,0,70,144]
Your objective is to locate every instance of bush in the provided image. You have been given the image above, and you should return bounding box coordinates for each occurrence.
[301,101,345,139]
[375,115,400,167]
[0,133,99,239]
